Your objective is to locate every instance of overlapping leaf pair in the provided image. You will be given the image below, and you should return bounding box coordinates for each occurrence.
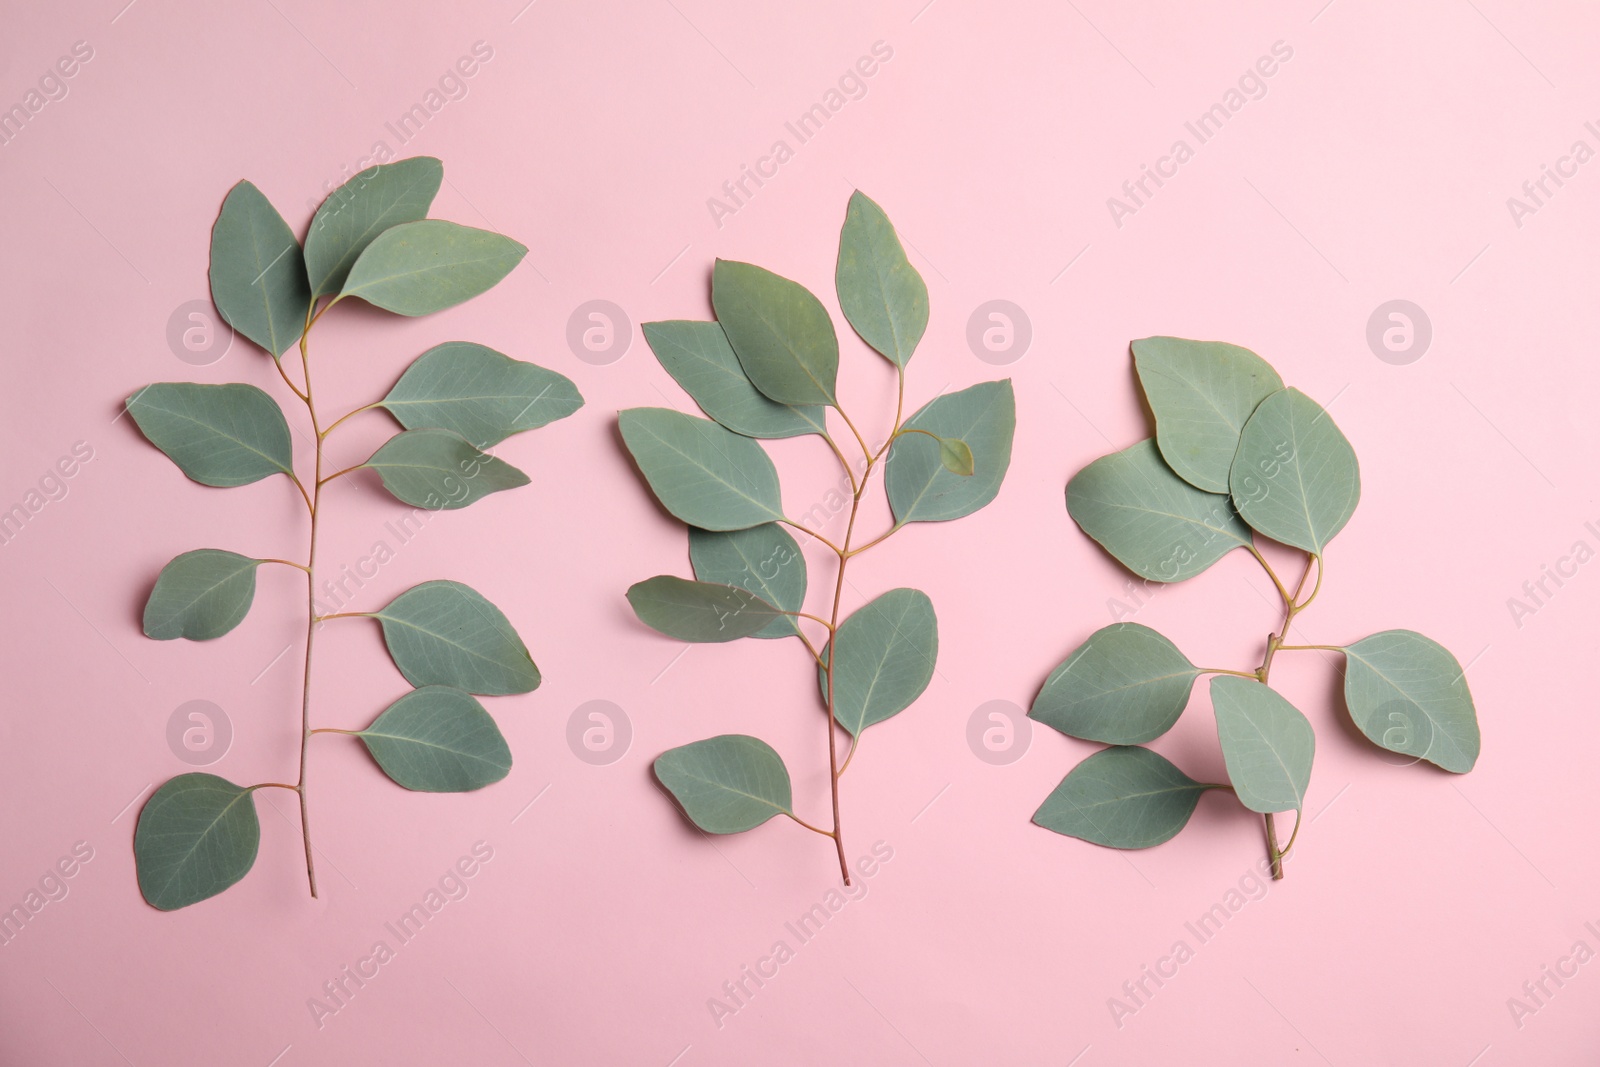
[129,158,580,910]
[1031,337,1479,877]
[620,192,1015,880]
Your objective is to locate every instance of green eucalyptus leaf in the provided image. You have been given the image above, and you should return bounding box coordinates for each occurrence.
[143,549,262,641]
[817,589,937,736]
[835,190,928,367]
[304,156,443,297]
[374,580,539,695]
[341,220,526,316]
[135,773,260,911]
[654,734,794,834]
[1067,439,1253,582]
[885,380,1015,523]
[1030,623,1201,744]
[1230,387,1360,554]
[626,576,786,643]
[1341,630,1480,773]
[711,259,839,406]
[209,181,311,359]
[938,436,975,476]
[1210,676,1314,815]
[359,686,511,792]
[126,383,294,488]
[362,429,528,510]
[618,407,784,531]
[689,524,807,640]
[1132,336,1284,493]
[643,320,826,439]
[379,342,583,447]
[1032,746,1217,849]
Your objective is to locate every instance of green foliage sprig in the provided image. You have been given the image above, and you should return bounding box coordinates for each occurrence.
[621,193,1015,882]
[129,158,582,910]
[1031,337,1480,878]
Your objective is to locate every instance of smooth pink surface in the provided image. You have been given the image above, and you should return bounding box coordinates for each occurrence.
[2,0,1597,1063]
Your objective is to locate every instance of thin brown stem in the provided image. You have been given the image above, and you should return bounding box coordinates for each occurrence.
[309,727,358,736]
[835,404,872,463]
[249,782,300,793]
[317,463,365,487]
[1276,643,1344,653]
[789,611,836,631]
[787,812,835,837]
[820,432,859,496]
[313,612,371,624]
[273,355,308,403]
[321,402,380,439]
[1200,667,1259,679]
[780,518,846,557]
[287,472,314,515]
[1247,545,1292,606]
[294,316,323,899]
[1252,550,1320,881]
[259,558,310,574]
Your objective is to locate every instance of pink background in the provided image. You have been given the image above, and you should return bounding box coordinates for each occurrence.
[2,0,1597,1063]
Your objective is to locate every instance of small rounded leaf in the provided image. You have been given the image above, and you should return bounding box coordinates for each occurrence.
[126,383,294,488]
[1230,387,1360,554]
[885,380,1015,523]
[135,773,260,911]
[359,687,512,792]
[712,259,840,407]
[374,581,539,695]
[654,735,794,834]
[380,342,583,447]
[618,407,784,531]
[1341,630,1480,773]
[341,220,526,316]
[1210,676,1315,815]
[143,549,262,641]
[362,429,529,510]
[1032,746,1216,849]
[1030,623,1200,744]
[627,576,786,643]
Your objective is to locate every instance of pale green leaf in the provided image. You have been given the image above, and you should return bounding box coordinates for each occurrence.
[1030,623,1200,744]
[126,382,293,488]
[712,259,839,406]
[1210,676,1314,814]
[341,220,526,316]
[359,686,511,792]
[362,429,528,510]
[938,436,974,476]
[209,181,310,359]
[143,549,261,641]
[818,589,937,736]
[689,524,807,640]
[644,320,826,439]
[885,380,1015,523]
[626,576,786,643]
[374,580,539,695]
[1230,387,1361,554]
[835,190,928,367]
[379,342,582,448]
[304,156,443,297]
[1067,439,1252,582]
[654,734,794,834]
[618,407,784,530]
[1033,746,1217,849]
[1342,630,1480,773]
[1132,336,1284,493]
[135,773,260,911]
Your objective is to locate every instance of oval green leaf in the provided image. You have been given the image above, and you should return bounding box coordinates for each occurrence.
[374,580,539,695]
[654,734,794,834]
[304,156,443,297]
[126,382,294,487]
[1067,439,1253,582]
[1032,746,1217,849]
[1030,623,1200,744]
[618,407,784,531]
[835,190,928,368]
[341,220,526,316]
[1132,336,1284,493]
[938,436,974,476]
[626,575,786,643]
[885,380,1015,523]
[711,259,839,406]
[689,524,807,640]
[1341,630,1480,773]
[1230,387,1360,554]
[143,549,262,641]
[135,773,260,911]
[1210,676,1314,815]
[209,180,311,359]
[362,429,529,510]
[818,588,937,736]
[359,686,512,792]
[643,320,826,440]
[379,342,583,447]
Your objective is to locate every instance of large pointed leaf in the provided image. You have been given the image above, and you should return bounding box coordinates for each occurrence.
[1030,623,1201,744]
[885,380,1015,523]
[1230,387,1360,554]
[626,576,786,642]
[143,549,262,641]
[373,581,539,695]
[654,735,794,834]
[362,429,529,509]
[618,407,784,531]
[209,181,311,359]
[135,773,260,911]
[1067,439,1253,582]
[341,220,526,315]
[304,156,443,297]
[1132,336,1284,493]
[379,342,582,447]
[1033,746,1217,849]
[1341,631,1479,773]
[644,320,826,439]
[835,191,928,368]
[711,259,839,406]
[1210,677,1314,814]
[126,383,294,487]
[818,589,937,736]
[689,524,807,640]
[359,687,511,792]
